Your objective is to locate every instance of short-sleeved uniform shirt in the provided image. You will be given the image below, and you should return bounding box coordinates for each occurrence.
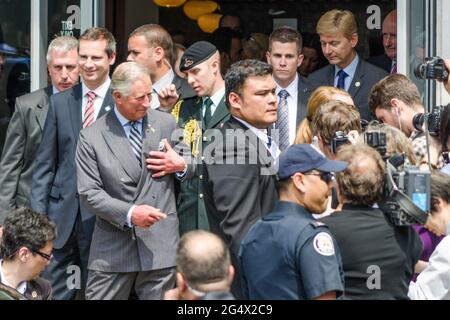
[239,200,345,300]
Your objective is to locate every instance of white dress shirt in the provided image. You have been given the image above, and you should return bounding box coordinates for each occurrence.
[151,69,175,109]
[408,222,450,300]
[275,74,298,145]
[235,117,280,160]
[81,77,111,121]
[0,260,27,294]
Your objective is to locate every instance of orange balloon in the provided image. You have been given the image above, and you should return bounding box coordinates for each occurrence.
[183,1,219,20]
[197,13,222,33]
[153,0,186,7]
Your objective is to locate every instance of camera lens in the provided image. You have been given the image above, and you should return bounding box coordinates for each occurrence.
[414,63,425,80]
[412,113,425,132]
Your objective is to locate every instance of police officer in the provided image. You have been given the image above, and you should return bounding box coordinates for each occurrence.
[171,41,230,235]
[239,144,347,300]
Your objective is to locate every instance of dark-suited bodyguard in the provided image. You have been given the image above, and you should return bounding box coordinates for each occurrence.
[30,27,116,300]
[239,144,346,300]
[127,24,194,112]
[172,41,230,235]
[76,62,193,300]
[266,27,309,151]
[0,36,79,223]
[304,9,388,121]
[203,59,279,298]
[0,207,56,300]
[321,144,422,299]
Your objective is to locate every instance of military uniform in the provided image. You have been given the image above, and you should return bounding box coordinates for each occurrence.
[239,200,345,300]
[172,95,230,234]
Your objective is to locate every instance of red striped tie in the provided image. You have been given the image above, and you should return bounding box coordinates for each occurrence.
[83,91,96,128]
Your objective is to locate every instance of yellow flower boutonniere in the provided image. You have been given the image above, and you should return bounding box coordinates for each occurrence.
[184,119,201,156]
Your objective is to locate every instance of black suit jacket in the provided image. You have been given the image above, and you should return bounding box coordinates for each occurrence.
[202,116,278,298]
[302,55,389,121]
[367,54,393,73]
[30,83,114,249]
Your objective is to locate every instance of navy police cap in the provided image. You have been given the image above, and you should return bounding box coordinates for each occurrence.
[278,144,348,180]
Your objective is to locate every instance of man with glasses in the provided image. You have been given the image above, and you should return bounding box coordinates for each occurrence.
[0,207,56,300]
[239,143,347,300]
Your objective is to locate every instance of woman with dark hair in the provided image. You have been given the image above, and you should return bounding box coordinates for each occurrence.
[298,32,327,78]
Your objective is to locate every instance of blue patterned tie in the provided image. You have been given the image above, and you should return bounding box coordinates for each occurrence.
[276,90,290,151]
[129,121,142,166]
[336,69,348,90]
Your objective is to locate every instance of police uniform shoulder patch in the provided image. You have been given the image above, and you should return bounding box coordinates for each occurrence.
[313,232,335,256]
[311,221,326,228]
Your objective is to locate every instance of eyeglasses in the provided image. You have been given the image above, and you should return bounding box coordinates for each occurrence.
[30,249,53,261]
[303,172,335,184]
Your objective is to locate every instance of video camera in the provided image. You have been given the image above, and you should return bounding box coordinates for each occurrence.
[331,131,350,154]
[412,104,446,136]
[414,56,449,81]
[364,131,430,226]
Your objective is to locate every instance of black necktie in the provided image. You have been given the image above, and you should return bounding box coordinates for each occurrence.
[203,97,213,127]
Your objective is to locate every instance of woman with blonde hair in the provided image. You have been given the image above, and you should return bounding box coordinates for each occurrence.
[294,86,354,144]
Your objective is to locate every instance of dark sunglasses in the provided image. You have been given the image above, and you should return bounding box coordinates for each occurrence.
[303,172,335,184]
[31,249,53,261]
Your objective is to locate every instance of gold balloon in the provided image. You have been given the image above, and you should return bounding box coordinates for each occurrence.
[153,0,186,7]
[197,13,222,33]
[183,1,219,20]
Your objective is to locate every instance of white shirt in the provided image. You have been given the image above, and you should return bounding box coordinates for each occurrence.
[151,69,175,109]
[235,117,280,160]
[275,74,298,145]
[81,77,111,121]
[0,259,27,294]
[202,87,225,118]
[408,222,450,300]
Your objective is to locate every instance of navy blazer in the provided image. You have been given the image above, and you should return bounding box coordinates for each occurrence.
[30,83,114,249]
[301,55,388,121]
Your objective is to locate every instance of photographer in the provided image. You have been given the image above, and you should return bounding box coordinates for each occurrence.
[408,171,450,300]
[320,143,423,299]
[369,74,433,166]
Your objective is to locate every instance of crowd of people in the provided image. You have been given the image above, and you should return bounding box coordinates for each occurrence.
[1,8,450,300]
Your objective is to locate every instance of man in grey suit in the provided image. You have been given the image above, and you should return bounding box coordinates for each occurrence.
[266,26,309,151]
[0,36,79,224]
[76,61,193,300]
[303,9,388,121]
[127,24,195,112]
[30,27,116,300]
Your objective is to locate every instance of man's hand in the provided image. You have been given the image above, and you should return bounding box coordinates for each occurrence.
[131,205,167,228]
[146,139,186,177]
[164,287,181,300]
[443,59,450,95]
[158,84,179,111]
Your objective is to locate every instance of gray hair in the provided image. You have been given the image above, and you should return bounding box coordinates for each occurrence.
[46,35,79,64]
[111,61,151,97]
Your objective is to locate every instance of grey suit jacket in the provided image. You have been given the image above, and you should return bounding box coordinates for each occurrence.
[301,55,388,121]
[0,87,52,223]
[76,108,193,273]
[30,83,114,249]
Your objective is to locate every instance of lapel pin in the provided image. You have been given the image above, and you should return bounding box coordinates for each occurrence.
[146,124,155,133]
[105,106,111,112]
[355,81,361,88]
[31,291,38,299]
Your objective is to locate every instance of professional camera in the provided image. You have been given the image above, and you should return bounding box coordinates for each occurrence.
[331,131,350,154]
[378,155,430,226]
[414,56,449,81]
[412,104,446,136]
[364,131,387,159]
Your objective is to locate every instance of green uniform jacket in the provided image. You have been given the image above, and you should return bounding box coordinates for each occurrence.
[172,95,230,235]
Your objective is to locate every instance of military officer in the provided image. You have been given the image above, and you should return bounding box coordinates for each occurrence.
[171,41,230,234]
[239,144,347,299]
